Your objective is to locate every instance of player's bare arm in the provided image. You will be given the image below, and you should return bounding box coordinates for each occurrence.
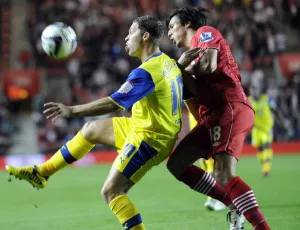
[176,47,202,69]
[186,48,218,75]
[43,97,120,121]
[196,48,218,73]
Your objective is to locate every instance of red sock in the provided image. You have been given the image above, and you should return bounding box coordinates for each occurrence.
[179,165,231,206]
[224,176,271,230]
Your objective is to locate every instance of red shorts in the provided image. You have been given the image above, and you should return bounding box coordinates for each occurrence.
[187,102,254,160]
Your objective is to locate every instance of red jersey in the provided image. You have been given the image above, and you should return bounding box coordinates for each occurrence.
[189,26,252,117]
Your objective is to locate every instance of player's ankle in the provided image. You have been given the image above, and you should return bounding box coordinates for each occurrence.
[36,164,54,177]
[35,165,46,177]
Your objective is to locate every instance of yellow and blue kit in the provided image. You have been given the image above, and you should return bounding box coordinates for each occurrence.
[109,52,183,183]
[249,94,275,148]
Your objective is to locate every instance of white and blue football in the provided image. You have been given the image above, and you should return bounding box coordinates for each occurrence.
[41,22,77,59]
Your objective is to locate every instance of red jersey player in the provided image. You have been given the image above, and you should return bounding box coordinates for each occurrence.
[166,7,271,230]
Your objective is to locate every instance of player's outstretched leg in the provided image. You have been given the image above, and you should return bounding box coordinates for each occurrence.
[167,129,232,208]
[167,124,247,229]
[214,153,271,230]
[189,114,226,211]
[6,119,114,189]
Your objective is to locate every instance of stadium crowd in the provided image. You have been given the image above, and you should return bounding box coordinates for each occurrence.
[18,0,300,154]
[0,92,14,155]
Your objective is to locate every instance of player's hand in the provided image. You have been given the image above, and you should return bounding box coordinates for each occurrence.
[43,102,72,121]
[177,48,202,69]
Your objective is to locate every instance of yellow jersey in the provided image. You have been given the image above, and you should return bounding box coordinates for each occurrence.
[109,52,183,139]
[249,94,274,132]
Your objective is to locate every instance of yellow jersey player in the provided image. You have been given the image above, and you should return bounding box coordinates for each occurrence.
[6,16,183,230]
[188,112,226,211]
[249,85,276,176]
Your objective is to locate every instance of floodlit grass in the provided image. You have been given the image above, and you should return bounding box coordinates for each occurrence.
[1,155,300,229]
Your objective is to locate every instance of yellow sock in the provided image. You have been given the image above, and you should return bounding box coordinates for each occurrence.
[205,159,214,175]
[37,131,95,176]
[262,161,271,173]
[261,149,270,162]
[109,195,146,230]
[256,151,264,164]
[265,148,273,160]
[262,148,272,174]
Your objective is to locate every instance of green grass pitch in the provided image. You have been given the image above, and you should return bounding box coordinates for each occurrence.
[1,154,300,230]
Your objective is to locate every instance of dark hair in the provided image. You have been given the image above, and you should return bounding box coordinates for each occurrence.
[134,16,164,45]
[166,7,209,30]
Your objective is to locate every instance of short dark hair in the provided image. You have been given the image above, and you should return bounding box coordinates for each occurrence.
[134,16,164,45]
[166,7,209,30]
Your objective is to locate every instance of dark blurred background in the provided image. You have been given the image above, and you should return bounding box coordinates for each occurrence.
[0,0,299,157]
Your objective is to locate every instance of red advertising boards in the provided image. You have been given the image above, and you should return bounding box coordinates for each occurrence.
[3,69,41,100]
[278,53,300,80]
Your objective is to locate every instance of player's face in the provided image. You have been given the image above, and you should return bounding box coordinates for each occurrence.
[168,15,187,48]
[125,22,143,57]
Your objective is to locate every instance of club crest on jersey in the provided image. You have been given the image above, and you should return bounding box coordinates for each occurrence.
[118,81,134,94]
[200,32,213,42]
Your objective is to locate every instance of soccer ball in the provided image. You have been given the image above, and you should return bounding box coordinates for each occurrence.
[41,22,77,59]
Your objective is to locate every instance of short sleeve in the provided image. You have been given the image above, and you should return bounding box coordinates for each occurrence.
[109,68,155,110]
[193,26,222,51]
[189,26,221,65]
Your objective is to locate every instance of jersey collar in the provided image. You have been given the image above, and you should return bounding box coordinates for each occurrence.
[145,52,162,62]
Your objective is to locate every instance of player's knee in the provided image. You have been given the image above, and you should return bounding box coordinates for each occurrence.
[214,163,235,186]
[214,167,235,187]
[214,169,228,187]
[167,157,183,179]
[166,159,174,175]
[214,153,237,186]
[101,182,120,204]
[82,121,99,144]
